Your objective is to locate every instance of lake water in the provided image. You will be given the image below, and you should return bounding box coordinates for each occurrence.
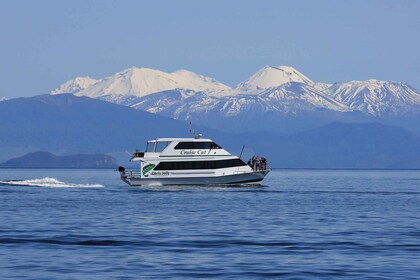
[0,169,419,279]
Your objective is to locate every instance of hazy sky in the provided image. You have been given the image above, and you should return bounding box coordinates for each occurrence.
[1,0,419,98]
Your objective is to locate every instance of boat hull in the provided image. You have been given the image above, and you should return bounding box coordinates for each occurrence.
[121,170,270,186]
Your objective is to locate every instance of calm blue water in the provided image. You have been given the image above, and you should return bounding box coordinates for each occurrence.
[0,169,419,279]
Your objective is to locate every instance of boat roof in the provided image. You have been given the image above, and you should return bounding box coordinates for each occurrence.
[148,138,213,142]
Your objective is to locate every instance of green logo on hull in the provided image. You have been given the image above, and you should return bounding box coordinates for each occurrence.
[142,163,156,177]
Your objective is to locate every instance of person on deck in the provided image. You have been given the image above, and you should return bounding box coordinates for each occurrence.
[261,156,267,170]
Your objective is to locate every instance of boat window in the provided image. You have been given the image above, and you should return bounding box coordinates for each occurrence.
[145,142,155,152]
[155,141,171,152]
[174,142,221,150]
[211,142,222,149]
[154,159,246,170]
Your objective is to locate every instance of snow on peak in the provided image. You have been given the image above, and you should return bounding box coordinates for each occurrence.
[75,67,231,98]
[172,69,231,91]
[326,79,420,115]
[237,65,314,93]
[50,77,99,95]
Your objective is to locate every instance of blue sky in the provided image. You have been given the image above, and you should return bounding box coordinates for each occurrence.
[1,0,419,97]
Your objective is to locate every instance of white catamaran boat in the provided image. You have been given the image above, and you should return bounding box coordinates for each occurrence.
[118,135,270,186]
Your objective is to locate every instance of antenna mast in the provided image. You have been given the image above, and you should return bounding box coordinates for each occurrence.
[189,122,202,139]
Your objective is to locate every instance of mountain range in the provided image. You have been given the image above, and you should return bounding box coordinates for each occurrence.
[1,65,419,168]
[1,94,419,168]
[51,65,420,134]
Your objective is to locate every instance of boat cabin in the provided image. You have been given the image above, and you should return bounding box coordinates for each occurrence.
[132,138,231,160]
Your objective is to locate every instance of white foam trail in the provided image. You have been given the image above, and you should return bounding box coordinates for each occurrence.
[0,177,104,188]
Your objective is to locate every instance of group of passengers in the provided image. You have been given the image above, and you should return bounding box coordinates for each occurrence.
[247,155,267,171]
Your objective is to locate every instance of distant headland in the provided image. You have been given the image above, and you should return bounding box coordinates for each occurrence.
[0,151,117,169]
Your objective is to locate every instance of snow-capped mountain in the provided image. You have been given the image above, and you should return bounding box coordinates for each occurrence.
[51,77,99,95]
[325,80,420,115]
[237,65,314,93]
[50,65,420,125]
[69,67,231,99]
[121,82,348,120]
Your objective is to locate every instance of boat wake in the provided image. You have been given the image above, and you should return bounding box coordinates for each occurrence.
[0,177,104,188]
